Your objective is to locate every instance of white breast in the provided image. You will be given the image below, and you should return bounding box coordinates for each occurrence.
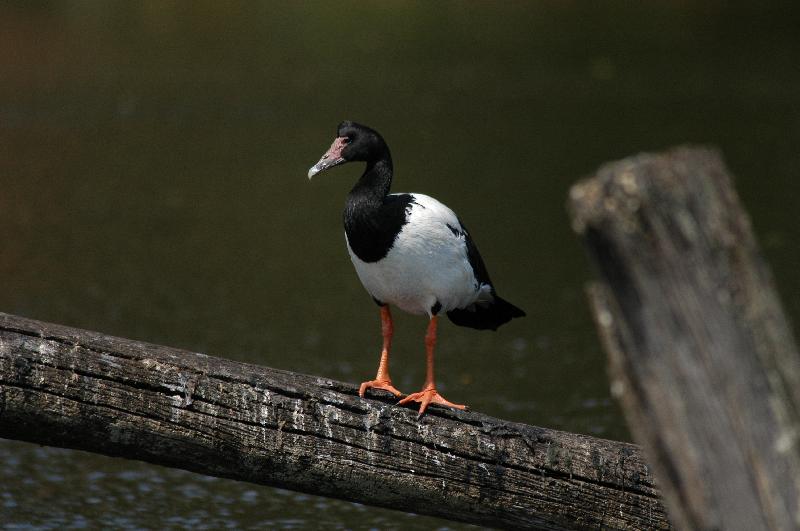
[346,193,487,316]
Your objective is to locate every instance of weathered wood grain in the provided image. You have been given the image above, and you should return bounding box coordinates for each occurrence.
[569,146,800,530]
[0,312,668,529]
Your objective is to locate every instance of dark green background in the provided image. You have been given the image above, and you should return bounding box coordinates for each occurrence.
[2,2,798,528]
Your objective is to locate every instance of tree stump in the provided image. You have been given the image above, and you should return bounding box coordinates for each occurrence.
[569,146,800,530]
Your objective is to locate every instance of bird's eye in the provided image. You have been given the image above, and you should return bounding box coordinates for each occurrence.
[343,137,352,144]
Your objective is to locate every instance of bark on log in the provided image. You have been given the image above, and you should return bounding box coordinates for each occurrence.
[0,312,667,530]
[569,146,800,531]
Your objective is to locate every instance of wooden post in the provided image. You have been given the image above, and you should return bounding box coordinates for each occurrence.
[0,312,668,530]
[569,146,800,530]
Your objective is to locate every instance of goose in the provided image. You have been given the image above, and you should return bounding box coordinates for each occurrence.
[309,121,525,416]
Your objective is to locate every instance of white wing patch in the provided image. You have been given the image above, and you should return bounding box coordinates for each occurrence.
[346,193,488,316]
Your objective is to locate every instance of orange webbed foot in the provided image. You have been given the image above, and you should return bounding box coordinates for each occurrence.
[359,379,404,398]
[397,387,466,418]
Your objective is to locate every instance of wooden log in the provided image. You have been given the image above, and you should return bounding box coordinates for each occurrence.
[0,311,668,530]
[568,146,800,531]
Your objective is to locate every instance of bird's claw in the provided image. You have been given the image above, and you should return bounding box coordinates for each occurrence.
[397,388,466,418]
[359,379,404,398]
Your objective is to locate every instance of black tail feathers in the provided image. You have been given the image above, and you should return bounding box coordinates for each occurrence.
[446,295,525,331]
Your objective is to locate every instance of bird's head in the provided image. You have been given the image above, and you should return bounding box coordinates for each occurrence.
[308,121,389,179]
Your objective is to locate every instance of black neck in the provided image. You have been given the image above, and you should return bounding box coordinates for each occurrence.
[343,151,414,263]
[348,156,393,205]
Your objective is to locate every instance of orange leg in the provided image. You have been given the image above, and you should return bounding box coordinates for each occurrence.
[398,315,466,417]
[359,306,404,398]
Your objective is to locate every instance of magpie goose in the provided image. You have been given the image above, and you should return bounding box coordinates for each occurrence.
[308,121,525,416]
